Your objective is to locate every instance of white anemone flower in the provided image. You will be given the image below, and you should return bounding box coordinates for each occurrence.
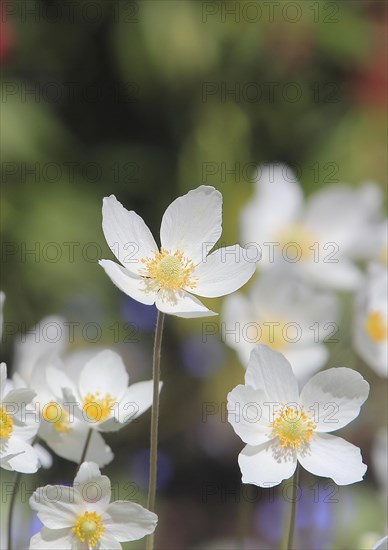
[354,263,388,377]
[0,363,40,473]
[29,461,157,549]
[222,269,339,379]
[99,186,258,318]
[34,349,158,466]
[25,356,114,468]
[227,345,369,487]
[240,164,383,290]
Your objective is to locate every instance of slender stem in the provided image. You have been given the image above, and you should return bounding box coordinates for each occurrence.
[77,428,93,472]
[286,466,299,550]
[7,471,21,550]
[146,311,165,550]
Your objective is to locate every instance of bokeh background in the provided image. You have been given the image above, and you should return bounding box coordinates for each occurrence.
[1,0,387,549]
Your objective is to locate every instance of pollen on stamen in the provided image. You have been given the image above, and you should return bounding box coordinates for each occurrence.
[72,511,105,548]
[0,406,13,439]
[365,311,388,343]
[271,405,316,450]
[82,392,116,423]
[42,402,72,433]
[141,248,197,291]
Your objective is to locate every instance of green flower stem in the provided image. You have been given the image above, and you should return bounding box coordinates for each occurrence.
[7,471,22,550]
[146,310,165,550]
[286,465,300,550]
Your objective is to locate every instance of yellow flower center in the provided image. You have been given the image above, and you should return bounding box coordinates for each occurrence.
[277,223,316,261]
[141,248,197,291]
[42,401,72,433]
[365,311,388,342]
[271,405,316,450]
[82,392,116,422]
[257,320,287,351]
[72,511,105,548]
[0,406,13,439]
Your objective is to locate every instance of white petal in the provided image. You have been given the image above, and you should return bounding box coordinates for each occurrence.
[29,528,72,549]
[285,345,329,381]
[98,533,122,549]
[193,246,257,298]
[45,367,78,402]
[245,345,299,404]
[240,163,303,246]
[3,387,36,409]
[102,195,158,275]
[299,368,369,432]
[238,440,297,488]
[79,350,129,402]
[44,424,114,467]
[13,316,68,385]
[34,443,53,469]
[227,385,272,445]
[305,183,383,258]
[155,289,217,318]
[113,381,161,426]
[160,186,222,264]
[221,292,252,362]
[0,362,7,400]
[74,462,111,513]
[105,501,157,541]
[297,433,367,485]
[372,536,388,550]
[305,259,363,291]
[3,437,39,473]
[30,485,80,528]
[99,260,157,305]
[12,414,39,441]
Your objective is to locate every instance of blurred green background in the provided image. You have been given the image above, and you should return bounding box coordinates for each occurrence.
[1,1,387,548]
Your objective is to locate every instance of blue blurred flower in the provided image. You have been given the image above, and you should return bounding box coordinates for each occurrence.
[121,296,157,332]
[180,332,226,379]
[130,448,174,491]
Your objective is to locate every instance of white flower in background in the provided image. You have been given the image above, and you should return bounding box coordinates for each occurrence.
[12,315,68,385]
[33,349,158,466]
[222,269,339,379]
[240,164,383,290]
[29,461,157,549]
[228,345,369,487]
[0,363,40,473]
[354,263,388,377]
[22,355,114,468]
[99,186,258,318]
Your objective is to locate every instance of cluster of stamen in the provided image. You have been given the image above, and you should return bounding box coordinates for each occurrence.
[72,511,105,548]
[365,311,388,343]
[271,404,316,450]
[82,392,116,423]
[42,401,71,433]
[141,248,197,291]
[0,406,13,439]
